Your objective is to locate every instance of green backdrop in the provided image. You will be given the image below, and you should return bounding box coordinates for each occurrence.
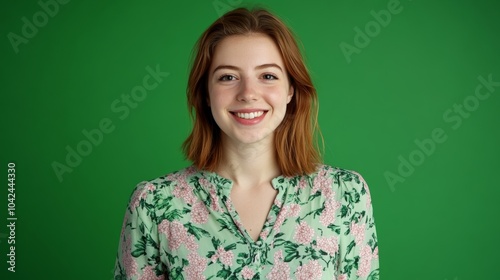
[1,0,499,279]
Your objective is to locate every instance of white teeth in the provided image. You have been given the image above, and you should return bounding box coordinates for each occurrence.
[235,111,264,119]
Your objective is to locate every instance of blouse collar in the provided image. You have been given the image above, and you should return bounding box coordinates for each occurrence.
[194,166,296,193]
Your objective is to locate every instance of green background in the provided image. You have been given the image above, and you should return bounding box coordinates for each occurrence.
[1,0,499,279]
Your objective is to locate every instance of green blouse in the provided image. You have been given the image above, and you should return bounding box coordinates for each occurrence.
[114,165,379,279]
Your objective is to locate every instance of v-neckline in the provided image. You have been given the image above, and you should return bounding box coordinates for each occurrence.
[200,168,291,244]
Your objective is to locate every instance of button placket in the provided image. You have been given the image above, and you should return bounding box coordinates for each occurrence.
[253,250,261,263]
[250,241,264,265]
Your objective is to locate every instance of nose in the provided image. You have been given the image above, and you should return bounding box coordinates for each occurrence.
[236,77,258,102]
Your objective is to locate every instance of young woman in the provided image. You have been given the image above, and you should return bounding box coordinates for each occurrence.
[115,7,379,280]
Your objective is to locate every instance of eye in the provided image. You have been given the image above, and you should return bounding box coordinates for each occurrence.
[262,74,278,80]
[218,74,237,81]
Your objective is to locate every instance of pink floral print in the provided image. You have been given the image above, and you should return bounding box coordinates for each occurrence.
[289,203,301,217]
[316,236,339,256]
[185,253,207,280]
[241,266,255,279]
[157,220,197,252]
[320,197,340,226]
[211,246,234,266]
[350,222,366,246]
[338,274,348,280]
[191,199,209,224]
[138,265,164,280]
[295,260,323,280]
[294,221,315,244]
[266,250,291,280]
[172,180,196,205]
[114,165,379,279]
[357,245,377,277]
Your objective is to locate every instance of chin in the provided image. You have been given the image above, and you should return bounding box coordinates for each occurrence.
[225,132,274,146]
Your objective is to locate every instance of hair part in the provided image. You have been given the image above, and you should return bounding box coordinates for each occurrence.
[182,7,323,176]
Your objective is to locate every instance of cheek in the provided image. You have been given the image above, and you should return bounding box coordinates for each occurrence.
[207,82,220,106]
[209,92,222,107]
[207,86,219,105]
[268,88,291,108]
[208,89,232,113]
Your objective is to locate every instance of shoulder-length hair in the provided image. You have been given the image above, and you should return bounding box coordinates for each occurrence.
[182,7,322,176]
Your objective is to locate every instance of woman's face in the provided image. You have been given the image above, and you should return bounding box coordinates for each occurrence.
[208,33,294,147]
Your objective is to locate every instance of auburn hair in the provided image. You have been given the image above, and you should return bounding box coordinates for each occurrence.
[182,7,323,176]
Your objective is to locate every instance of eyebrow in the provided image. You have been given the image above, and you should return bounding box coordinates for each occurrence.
[212,63,283,74]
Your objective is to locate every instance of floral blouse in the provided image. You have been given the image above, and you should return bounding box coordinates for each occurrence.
[114,165,379,279]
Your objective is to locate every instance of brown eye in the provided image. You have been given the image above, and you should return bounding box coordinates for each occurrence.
[263,74,278,80]
[219,75,236,81]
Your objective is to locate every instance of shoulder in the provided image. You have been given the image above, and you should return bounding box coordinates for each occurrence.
[126,166,200,209]
[310,164,369,185]
[307,164,372,197]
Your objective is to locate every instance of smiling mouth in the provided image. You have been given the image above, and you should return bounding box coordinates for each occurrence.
[230,111,266,120]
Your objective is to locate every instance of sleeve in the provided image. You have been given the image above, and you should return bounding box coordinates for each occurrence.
[114,182,167,280]
[337,171,379,280]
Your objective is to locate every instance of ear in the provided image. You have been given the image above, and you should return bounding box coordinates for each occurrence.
[287,85,294,104]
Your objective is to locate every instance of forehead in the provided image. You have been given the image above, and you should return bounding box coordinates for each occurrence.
[210,34,285,71]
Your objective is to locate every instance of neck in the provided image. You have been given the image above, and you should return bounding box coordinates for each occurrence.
[216,137,281,188]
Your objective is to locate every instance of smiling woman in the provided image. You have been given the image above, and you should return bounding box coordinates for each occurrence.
[114,7,379,280]
[208,34,294,148]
